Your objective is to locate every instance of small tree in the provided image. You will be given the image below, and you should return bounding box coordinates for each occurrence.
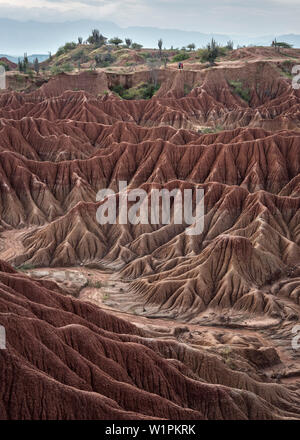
[226,40,234,50]
[187,43,196,51]
[78,36,83,44]
[18,56,29,73]
[88,29,100,44]
[95,54,101,66]
[131,42,143,50]
[48,51,52,61]
[125,38,132,48]
[162,56,169,69]
[24,53,29,68]
[109,37,123,47]
[158,38,163,57]
[87,29,107,47]
[272,38,279,52]
[17,53,29,73]
[277,41,293,49]
[95,52,115,67]
[201,38,219,66]
[64,42,77,51]
[34,58,39,74]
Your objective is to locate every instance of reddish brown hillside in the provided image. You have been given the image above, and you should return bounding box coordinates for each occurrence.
[1,261,300,420]
[0,57,17,70]
[0,62,299,419]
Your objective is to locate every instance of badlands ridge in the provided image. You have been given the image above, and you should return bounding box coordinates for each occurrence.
[0,47,300,419]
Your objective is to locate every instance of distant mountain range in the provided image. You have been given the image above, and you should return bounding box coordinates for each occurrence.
[1,18,300,56]
[0,54,49,63]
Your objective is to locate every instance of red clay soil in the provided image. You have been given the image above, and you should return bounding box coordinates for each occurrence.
[227,46,300,61]
[0,67,299,318]
[0,61,299,419]
[1,260,300,420]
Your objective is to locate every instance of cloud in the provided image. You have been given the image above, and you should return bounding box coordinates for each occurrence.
[0,0,120,22]
[0,0,298,34]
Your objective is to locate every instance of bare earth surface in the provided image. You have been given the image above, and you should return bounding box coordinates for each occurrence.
[0,46,300,419]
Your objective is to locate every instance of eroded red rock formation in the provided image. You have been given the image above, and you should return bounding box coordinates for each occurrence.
[1,261,300,420]
[0,63,299,419]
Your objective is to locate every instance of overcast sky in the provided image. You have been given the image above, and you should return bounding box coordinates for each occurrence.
[0,0,298,35]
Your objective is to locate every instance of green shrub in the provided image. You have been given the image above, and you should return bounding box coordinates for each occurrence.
[56,47,65,57]
[112,82,160,100]
[87,29,107,47]
[201,39,220,65]
[184,84,192,96]
[17,263,35,272]
[229,80,251,103]
[131,43,143,50]
[0,61,9,71]
[187,43,196,51]
[280,60,293,78]
[200,125,224,134]
[139,83,160,99]
[71,49,85,62]
[277,42,293,49]
[140,52,153,59]
[226,40,234,50]
[109,37,123,47]
[63,63,74,72]
[56,41,77,57]
[51,63,74,75]
[95,52,115,67]
[50,65,61,75]
[172,53,190,62]
[217,46,228,57]
[111,84,125,95]
[64,42,77,51]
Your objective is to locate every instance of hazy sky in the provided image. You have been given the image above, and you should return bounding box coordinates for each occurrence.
[0,0,298,35]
